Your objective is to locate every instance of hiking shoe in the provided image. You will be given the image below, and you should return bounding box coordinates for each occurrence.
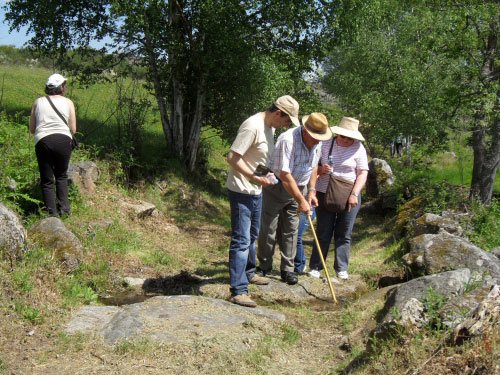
[281,270,298,285]
[308,269,321,278]
[228,294,257,308]
[256,267,269,277]
[337,271,349,280]
[249,274,270,285]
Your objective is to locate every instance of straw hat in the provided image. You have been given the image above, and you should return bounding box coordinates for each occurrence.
[274,95,300,127]
[331,117,365,141]
[301,113,332,141]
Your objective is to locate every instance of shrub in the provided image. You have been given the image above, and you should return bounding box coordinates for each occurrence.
[464,198,500,251]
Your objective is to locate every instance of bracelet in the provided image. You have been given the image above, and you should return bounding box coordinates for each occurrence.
[350,191,359,197]
[308,187,316,193]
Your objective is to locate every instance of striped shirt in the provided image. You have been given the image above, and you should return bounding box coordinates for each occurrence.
[269,126,322,187]
[316,138,369,193]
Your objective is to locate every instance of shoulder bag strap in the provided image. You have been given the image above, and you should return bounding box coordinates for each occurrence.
[45,96,71,130]
[327,136,337,171]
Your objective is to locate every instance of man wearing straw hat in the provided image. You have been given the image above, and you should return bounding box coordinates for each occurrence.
[257,113,332,285]
[226,95,300,308]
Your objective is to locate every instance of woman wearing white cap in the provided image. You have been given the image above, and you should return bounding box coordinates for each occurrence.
[29,73,77,216]
[307,117,368,280]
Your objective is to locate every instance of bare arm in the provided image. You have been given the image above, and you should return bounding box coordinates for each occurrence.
[227,151,273,187]
[280,171,310,214]
[29,100,37,134]
[347,170,368,211]
[306,166,319,210]
[67,99,77,134]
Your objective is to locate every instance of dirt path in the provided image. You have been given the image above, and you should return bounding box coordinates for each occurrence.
[1,198,394,375]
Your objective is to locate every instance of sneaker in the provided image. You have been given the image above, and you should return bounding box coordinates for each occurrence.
[228,294,257,308]
[281,270,298,285]
[337,271,349,280]
[249,274,270,285]
[308,269,321,278]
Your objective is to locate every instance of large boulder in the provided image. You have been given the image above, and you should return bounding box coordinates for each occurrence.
[0,203,27,261]
[394,196,424,239]
[404,232,500,278]
[28,217,83,271]
[370,269,471,342]
[366,158,394,198]
[68,161,99,196]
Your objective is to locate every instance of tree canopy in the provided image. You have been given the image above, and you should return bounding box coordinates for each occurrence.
[4,0,332,171]
[324,0,500,203]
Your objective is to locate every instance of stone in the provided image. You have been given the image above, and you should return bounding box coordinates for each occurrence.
[405,232,500,278]
[28,217,83,271]
[439,285,492,328]
[394,196,424,239]
[68,161,100,196]
[65,295,286,350]
[366,158,394,198]
[410,213,464,237]
[0,203,27,261]
[451,284,500,344]
[118,200,157,219]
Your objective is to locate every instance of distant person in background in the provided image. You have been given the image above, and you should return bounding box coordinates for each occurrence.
[29,73,76,216]
[393,134,404,158]
[308,117,368,280]
[226,95,300,308]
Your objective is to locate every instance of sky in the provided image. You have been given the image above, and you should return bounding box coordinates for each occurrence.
[0,4,31,47]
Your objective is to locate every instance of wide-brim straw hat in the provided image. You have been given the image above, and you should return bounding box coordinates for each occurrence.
[331,117,365,141]
[302,112,332,141]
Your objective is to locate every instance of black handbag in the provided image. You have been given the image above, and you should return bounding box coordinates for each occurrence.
[45,96,78,149]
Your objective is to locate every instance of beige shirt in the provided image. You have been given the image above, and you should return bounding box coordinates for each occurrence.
[226,113,275,195]
[33,96,72,144]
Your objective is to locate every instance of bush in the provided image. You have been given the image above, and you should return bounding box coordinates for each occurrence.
[464,198,500,251]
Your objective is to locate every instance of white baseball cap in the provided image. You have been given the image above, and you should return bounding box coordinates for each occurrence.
[46,73,67,88]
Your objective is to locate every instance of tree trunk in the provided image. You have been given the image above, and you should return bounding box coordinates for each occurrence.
[171,76,184,158]
[470,115,500,204]
[185,86,204,172]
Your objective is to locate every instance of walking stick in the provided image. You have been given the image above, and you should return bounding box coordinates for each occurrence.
[307,214,338,304]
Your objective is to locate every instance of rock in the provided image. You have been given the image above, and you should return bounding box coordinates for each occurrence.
[491,247,500,260]
[410,213,464,237]
[65,295,285,350]
[371,269,471,342]
[405,232,500,278]
[451,285,500,344]
[439,285,492,329]
[28,217,83,271]
[118,200,157,219]
[123,277,145,288]
[366,158,394,198]
[68,161,99,196]
[0,168,17,191]
[394,197,424,239]
[0,203,27,261]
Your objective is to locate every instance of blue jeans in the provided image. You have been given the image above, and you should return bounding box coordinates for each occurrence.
[228,189,262,296]
[294,208,316,273]
[309,192,360,273]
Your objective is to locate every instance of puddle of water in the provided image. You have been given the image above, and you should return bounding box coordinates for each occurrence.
[98,292,159,306]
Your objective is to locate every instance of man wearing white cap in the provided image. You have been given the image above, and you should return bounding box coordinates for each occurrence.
[226,95,300,307]
[257,112,332,285]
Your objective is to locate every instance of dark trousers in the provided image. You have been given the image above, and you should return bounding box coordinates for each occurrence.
[35,133,72,216]
[309,191,360,273]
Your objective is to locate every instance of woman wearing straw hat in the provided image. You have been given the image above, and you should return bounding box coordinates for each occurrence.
[307,117,368,280]
[29,73,77,216]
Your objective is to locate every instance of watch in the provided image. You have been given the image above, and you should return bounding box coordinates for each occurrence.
[351,191,359,197]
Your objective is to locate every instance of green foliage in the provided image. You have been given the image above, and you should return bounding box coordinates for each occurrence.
[280,323,301,344]
[11,269,33,293]
[14,300,43,323]
[463,198,500,251]
[421,288,448,332]
[61,278,98,306]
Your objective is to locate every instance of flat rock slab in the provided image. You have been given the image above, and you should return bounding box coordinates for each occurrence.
[65,295,285,350]
[199,273,368,305]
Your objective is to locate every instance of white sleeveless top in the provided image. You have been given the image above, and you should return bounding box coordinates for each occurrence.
[34,96,72,144]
